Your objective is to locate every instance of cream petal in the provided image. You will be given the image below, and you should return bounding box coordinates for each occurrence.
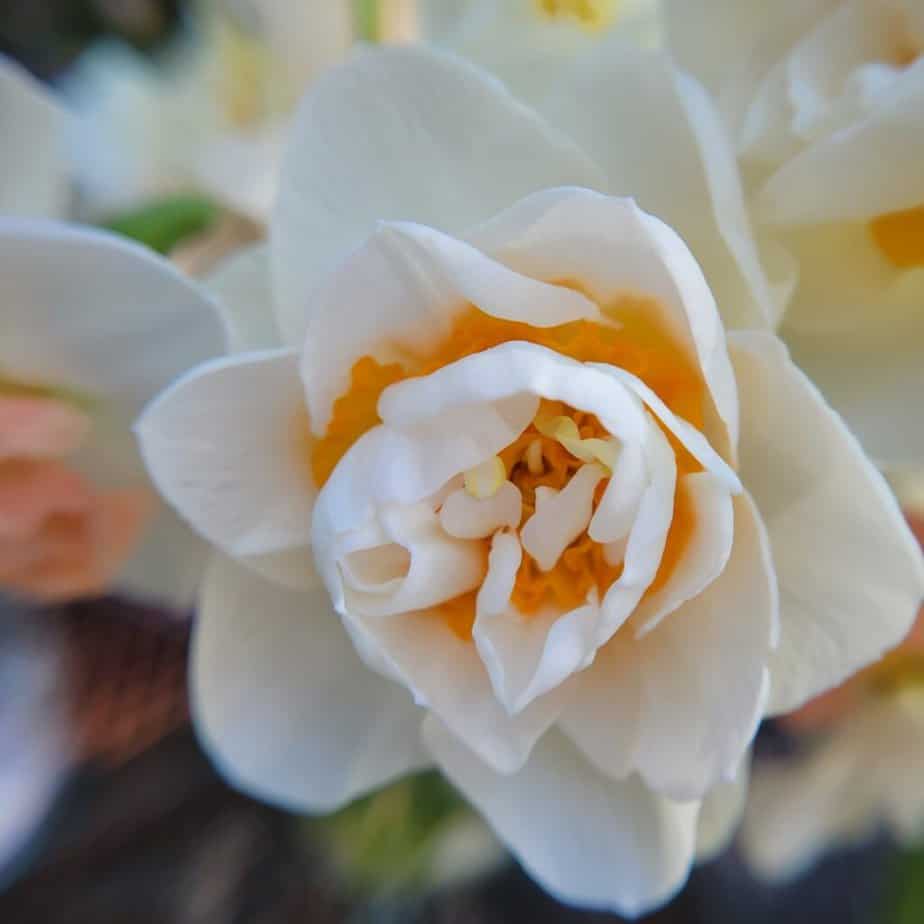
[521,463,605,571]
[633,472,736,637]
[339,603,570,774]
[300,220,597,434]
[440,481,522,539]
[468,187,741,456]
[543,44,783,331]
[425,722,700,917]
[475,529,521,617]
[588,440,647,543]
[0,56,66,218]
[632,491,776,801]
[379,341,650,447]
[272,44,604,345]
[0,220,226,414]
[136,350,317,579]
[194,554,427,812]
[341,503,485,618]
[729,331,924,714]
[206,244,282,354]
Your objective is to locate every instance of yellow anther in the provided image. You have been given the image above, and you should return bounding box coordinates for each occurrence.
[526,438,545,475]
[464,456,507,500]
[534,0,620,31]
[534,411,618,472]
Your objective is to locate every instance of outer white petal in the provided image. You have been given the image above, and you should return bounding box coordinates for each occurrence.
[0,57,66,218]
[300,220,597,434]
[729,331,924,714]
[136,350,317,587]
[0,220,226,413]
[339,603,570,775]
[466,188,740,454]
[206,243,282,354]
[542,44,783,329]
[632,491,776,800]
[271,44,604,345]
[193,554,427,812]
[425,722,700,917]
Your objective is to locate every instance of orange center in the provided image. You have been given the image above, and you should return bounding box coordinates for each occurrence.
[868,204,924,269]
[311,296,707,639]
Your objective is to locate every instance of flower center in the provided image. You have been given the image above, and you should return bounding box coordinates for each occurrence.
[533,0,620,31]
[313,298,707,638]
[868,204,924,269]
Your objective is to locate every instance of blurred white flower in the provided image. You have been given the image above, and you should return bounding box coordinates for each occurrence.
[0,218,226,606]
[0,56,68,218]
[421,0,660,108]
[0,604,72,886]
[663,0,924,469]
[137,46,924,914]
[743,598,924,881]
[63,0,354,220]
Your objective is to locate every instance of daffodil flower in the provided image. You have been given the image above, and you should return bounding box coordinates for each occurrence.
[138,47,924,915]
[664,0,924,469]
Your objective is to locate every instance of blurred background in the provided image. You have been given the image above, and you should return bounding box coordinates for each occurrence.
[0,2,920,922]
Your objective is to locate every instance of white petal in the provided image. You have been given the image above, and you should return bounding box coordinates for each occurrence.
[194,554,427,812]
[729,331,924,714]
[0,57,66,218]
[543,44,783,330]
[633,491,776,800]
[633,472,736,636]
[440,481,522,539]
[593,365,741,492]
[206,244,282,354]
[136,350,317,583]
[521,463,605,571]
[339,603,569,774]
[476,529,522,616]
[589,440,647,543]
[379,341,650,447]
[300,220,597,434]
[341,503,485,617]
[755,59,924,225]
[467,188,741,456]
[0,220,226,414]
[272,44,604,345]
[425,722,700,917]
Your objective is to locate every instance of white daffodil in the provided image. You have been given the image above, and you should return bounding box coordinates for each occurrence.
[743,595,924,881]
[63,0,354,220]
[137,47,924,915]
[663,0,924,469]
[420,0,660,108]
[0,218,225,606]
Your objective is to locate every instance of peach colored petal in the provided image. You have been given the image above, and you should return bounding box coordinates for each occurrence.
[0,395,90,461]
[0,460,92,538]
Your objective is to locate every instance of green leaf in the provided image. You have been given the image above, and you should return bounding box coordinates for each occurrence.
[884,843,924,924]
[101,195,220,255]
[354,0,380,42]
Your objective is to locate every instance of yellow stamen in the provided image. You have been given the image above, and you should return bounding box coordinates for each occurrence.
[869,204,924,269]
[534,0,620,31]
[464,456,506,499]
